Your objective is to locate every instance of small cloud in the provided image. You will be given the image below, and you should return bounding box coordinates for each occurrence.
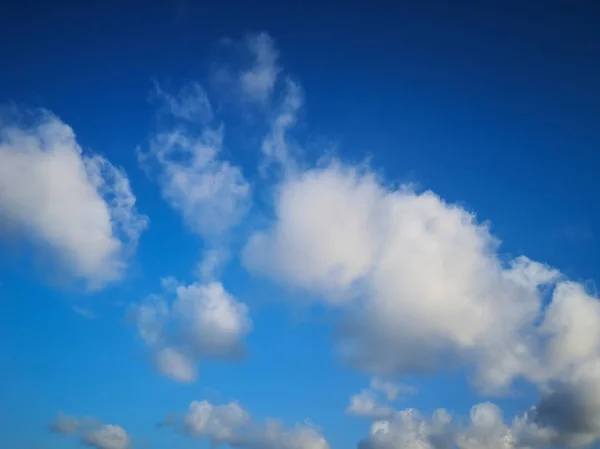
[72,305,98,320]
[50,412,80,435]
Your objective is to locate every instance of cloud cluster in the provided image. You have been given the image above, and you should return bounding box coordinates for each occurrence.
[175,399,330,449]
[50,412,131,449]
[0,108,147,288]
[242,159,600,446]
[236,33,600,448]
[32,31,600,449]
[130,279,252,382]
[244,165,557,387]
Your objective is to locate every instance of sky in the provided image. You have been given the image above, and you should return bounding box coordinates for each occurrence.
[0,1,599,449]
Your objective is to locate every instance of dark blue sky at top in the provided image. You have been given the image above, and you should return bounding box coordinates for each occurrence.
[2,1,598,285]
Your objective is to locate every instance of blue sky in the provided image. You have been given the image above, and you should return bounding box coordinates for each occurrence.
[1,1,599,449]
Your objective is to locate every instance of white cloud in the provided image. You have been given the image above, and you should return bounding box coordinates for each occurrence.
[82,424,130,449]
[260,78,303,175]
[0,108,147,288]
[178,399,330,449]
[140,123,250,239]
[131,280,252,382]
[183,400,250,444]
[51,413,130,449]
[154,347,196,383]
[243,163,563,391]
[239,32,280,103]
[359,408,454,449]
[457,403,515,449]
[347,389,394,419]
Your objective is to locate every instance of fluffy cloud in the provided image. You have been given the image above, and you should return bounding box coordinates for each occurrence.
[359,403,526,449]
[50,413,130,449]
[237,35,600,445]
[359,408,455,449]
[244,163,562,390]
[243,160,600,446]
[130,280,252,382]
[0,108,147,288]
[177,399,330,449]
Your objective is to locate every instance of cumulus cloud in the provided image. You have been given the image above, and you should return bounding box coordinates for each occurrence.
[130,280,252,382]
[358,402,533,449]
[243,161,600,446]
[177,399,329,449]
[244,163,563,391]
[0,108,147,288]
[359,408,455,449]
[236,32,600,448]
[521,360,600,447]
[50,413,130,449]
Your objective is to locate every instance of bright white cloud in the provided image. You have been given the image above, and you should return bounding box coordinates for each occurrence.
[0,108,147,288]
[131,280,252,382]
[244,163,563,391]
[178,399,330,449]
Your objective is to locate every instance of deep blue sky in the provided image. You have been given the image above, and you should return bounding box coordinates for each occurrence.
[1,1,599,449]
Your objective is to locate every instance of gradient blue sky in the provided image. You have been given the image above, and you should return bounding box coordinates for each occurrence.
[1,1,599,449]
